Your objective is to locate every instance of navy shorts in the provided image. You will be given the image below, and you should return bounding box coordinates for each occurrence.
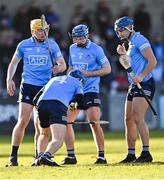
[37,100,67,128]
[79,92,101,110]
[18,83,43,105]
[127,78,155,101]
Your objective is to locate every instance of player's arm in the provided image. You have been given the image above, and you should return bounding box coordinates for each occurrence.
[6,54,20,96]
[81,61,111,77]
[52,56,67,75]
[81,46,111,77]
[131,47,157,83]
[68,94,84,111]
[138,47,157,80]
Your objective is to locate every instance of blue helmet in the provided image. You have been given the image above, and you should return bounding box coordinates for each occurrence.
[68,70,86,86]
[114,16,134,31]
[71,24,89,38]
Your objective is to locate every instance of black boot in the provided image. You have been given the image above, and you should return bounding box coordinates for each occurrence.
[119,154,136,163]
[94,158,107,164]
[134,152,153,163]
[61,157,77,165]
[39,156,60,166]
[9,156,18,166]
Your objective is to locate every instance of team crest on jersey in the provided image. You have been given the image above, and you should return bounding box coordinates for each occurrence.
[28,55,48,65]
[36,47,40,52]
[78,53,84,59]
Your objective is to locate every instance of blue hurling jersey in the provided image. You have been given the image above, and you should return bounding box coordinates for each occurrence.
[127,32,152,83]
[15,37,63,86]
[69,40,109,93]
[39,75,83,107]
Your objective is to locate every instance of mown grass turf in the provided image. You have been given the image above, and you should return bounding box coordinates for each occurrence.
[0,130,164,179]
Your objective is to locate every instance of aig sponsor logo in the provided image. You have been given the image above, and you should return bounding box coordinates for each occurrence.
[73,62,88,70]
[28,55,48,65]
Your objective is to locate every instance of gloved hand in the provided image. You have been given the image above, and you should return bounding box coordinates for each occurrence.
[68,102,78,111]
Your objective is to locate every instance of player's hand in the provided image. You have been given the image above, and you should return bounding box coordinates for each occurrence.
[81,70,90,77]
[131,75,144,84]
[117,43,126,55]
[68,102,78,111]
[52,65,59,75]
[7,79,15,96]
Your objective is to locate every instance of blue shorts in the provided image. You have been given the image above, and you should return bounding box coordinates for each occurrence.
[127,78,155,101]
[37,100,67,128]
[18,83,43,105]
[79,92,101,110]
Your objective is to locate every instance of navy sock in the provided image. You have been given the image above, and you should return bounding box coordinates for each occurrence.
[98,151,105,158]
[44,152,52,158]
[11,146,19,157]
[67,149,75,158]
[38,152,44,158]
[128,148,135,155]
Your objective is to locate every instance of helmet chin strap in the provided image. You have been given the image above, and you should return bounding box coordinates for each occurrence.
[120,27,133,45]
[120,32,132,44]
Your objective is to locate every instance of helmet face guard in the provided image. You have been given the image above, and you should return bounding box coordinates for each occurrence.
[68,70,86,86]
[114,16,134,41]
[30,19,49,33]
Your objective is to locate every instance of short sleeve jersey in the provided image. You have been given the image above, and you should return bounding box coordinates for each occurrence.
[39,75,83,107]
[15,37,63,86]
[127,32,152,83]
[69,40,109,93]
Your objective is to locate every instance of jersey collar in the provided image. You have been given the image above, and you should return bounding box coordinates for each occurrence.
[131,32,140,41]
[86,39,91,49]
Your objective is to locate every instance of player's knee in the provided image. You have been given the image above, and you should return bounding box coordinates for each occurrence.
[125,117,131,124]
[125,114,134,124]
[67,109,80,123]
[88,112,100,120]
[17,119,28,129]
[40,128,50,137]
[132,110,143,124]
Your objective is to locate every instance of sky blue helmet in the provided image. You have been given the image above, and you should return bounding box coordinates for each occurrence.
[114,16,134,31]
[68,70,86,86]
[71,24,89,38]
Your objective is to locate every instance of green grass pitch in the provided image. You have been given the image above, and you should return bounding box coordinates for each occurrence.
[0,130,164,179]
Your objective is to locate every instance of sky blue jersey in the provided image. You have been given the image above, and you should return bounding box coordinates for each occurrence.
[39,75,83,107]
[69,40,109,93]
[15,37,63,86]
[127,32,153,83]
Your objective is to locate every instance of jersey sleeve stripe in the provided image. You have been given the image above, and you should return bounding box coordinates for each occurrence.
[100,56,108,64]
[139,43,150,51]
